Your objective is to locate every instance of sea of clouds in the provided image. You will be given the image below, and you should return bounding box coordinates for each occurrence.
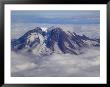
[11,48,100,77]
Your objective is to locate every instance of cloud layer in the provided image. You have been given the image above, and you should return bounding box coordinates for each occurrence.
[11,48,100,77]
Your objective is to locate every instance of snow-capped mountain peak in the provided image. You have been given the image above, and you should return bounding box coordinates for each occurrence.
[11,26,100,55]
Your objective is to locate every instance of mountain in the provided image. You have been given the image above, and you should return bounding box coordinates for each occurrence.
[11,26,100,55]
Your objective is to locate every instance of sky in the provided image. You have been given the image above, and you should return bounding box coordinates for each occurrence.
[11,10,100,24]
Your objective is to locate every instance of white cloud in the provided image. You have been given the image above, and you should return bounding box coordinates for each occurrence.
[11,48,100,77]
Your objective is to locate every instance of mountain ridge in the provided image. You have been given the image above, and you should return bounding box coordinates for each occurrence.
[11,26,100,55]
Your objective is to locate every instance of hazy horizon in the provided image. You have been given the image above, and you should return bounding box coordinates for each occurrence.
[11,10,100,24]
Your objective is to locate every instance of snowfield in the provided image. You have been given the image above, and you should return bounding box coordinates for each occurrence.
[11,48,100,77]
